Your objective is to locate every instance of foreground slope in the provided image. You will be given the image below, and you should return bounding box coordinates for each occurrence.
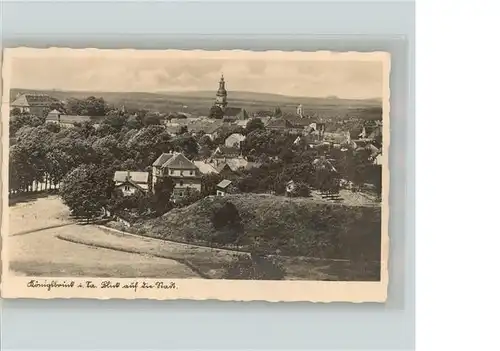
[132,194,381,262]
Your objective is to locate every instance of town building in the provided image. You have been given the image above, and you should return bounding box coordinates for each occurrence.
[210,74,249,121]
[225,133,246,148]
[323,130,352,149]
[10,93,60,117]
[193,161,219,175]
[151,152,202,198]
[265,118,303,134]
[213,146,241,159]
[216,179,234,196]
[188,120,224,140]
[113,171,150,196]
[45,111,95,128]
[222,107,249,121]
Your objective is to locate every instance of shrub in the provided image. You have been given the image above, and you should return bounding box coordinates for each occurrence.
[211,201,244,245]
[175,188,203,207]
[291,182,311,197]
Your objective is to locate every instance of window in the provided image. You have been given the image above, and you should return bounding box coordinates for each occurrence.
[180,180,184,186]
[124,185,130,191]
[190,170,193,175]
[170,169,174,175]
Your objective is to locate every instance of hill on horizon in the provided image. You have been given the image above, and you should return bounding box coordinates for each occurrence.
[10,88,382,119]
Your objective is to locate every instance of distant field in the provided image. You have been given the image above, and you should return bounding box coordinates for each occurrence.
[11,88,382,120]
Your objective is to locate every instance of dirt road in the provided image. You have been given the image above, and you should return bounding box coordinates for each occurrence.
[6,195,199,278]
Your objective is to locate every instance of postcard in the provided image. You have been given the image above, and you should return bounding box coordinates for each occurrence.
[1,48,390,302]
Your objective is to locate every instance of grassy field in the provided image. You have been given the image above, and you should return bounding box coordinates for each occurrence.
[11,88,382,120]
[129,194,381,262]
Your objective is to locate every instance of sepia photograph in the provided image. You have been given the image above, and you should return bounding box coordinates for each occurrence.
[1,48,390,302]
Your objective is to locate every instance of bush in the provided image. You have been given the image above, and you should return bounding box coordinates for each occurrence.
[211,201,244,245]
[222,254,286,280]
[175,188,203,207]
[291,182,311,197]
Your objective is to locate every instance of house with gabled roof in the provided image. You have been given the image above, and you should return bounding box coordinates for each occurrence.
[188,120,224,140]
[265,118,304,134]
[192,161,218,175]
[213,145,241,159]
[223,107,249,121]
[216,179,234,196]
[113,171,150,196]
[11,93,60,117]
[225,133,246,148]
[46,112,94,128]
[152,152,202,198]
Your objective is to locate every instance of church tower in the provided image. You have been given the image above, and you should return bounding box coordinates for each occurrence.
[215,73,228,110]
[296,104,304,118]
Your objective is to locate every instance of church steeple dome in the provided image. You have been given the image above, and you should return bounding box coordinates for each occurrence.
[215,73,228,109]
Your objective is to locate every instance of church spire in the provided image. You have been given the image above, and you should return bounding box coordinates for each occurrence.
[215,73,228,109]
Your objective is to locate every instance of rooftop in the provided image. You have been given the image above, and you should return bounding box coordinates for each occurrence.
[11,93,59,107]
[114,171,149,184]
[46,114,92,123]
[193,161,218,175]
[217,179,233,189]
[153,152,198,170]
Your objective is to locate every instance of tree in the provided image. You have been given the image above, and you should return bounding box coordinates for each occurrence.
[291,182,311,197]
[67,96,108,116]
[314,167,340,195]
[245,118,265,135]
[148,177,174,215]
[201,173,223,196]
[126,125,172,169]
[10,126,55,190]
[45,122,61,133]
[49,101,66,113]
[175,188,203,207]
[102,112,128,133]
[198,135,214,158]
[144,113,162,126]
[10,113,46,136]
[211,201,244,246]
[60,164,112,221]
[11,107,21,116]
[171,135,199,159]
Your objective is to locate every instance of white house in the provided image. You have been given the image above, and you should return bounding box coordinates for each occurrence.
[113,171,149,196]
[216,179,233,196]
[152,152,202,198]
[193,161,219,175]
[225,133,246,148]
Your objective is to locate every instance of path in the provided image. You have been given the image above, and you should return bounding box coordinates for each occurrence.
[6,196,200,278]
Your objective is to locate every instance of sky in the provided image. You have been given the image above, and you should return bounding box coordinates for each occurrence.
[9,52,385,99]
